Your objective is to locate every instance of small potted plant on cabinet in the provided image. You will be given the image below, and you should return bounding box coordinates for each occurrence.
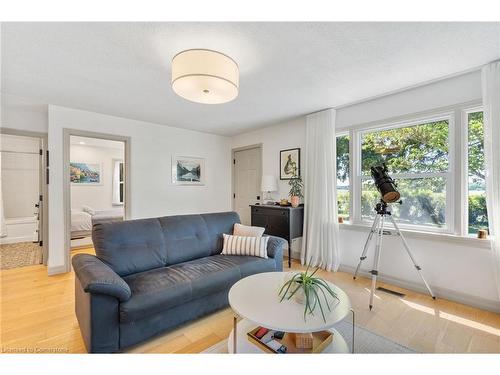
[288,175,303,208]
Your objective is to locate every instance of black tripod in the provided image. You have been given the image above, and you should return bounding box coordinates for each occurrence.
[353,200,436,310]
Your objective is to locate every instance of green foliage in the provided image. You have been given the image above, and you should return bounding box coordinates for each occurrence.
[361,121,449,175]
[468,112,485,183]
[288,176,304,198]
[278,266,339,323]
[336,135,350,182]
[337,190,350,219]
[468,193,489,234]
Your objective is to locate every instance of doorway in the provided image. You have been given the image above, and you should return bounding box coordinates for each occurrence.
[232,145,262,225]
[0,130,48,270]
[64,129,130,271]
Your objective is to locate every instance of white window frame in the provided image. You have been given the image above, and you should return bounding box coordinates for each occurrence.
[462,105,485,237]
[349,112,456,234]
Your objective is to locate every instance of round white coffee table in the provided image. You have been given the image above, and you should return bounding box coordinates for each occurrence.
[227,272,354,354]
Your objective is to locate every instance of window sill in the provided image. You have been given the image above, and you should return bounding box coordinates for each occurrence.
[339,222,492,249]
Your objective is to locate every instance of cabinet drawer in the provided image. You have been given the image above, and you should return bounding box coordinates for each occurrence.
[251,207,289,218]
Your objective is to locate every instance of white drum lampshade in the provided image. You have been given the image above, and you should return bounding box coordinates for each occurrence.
[261,175,278,193]
[171,49,239,104]
[261,175,278,205]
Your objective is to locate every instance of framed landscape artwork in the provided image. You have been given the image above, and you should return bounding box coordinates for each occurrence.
[172,156,205,185]
[280,148,300,180]
[70,162,102,185]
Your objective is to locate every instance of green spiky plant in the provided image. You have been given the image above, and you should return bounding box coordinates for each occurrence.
[278,266,339,322]
[288,176,304,198]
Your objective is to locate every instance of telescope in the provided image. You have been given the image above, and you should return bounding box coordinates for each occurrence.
[370,163,400,203]
[353,164,435,310]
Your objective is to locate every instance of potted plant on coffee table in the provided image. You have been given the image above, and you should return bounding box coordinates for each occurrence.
[278,266,339,322]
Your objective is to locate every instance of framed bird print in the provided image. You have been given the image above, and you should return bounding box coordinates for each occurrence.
[280,148,300,180]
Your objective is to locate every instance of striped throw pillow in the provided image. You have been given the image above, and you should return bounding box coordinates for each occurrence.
[221,234,269,259]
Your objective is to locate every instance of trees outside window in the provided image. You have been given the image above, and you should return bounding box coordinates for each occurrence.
[360,119,449,229]
[467,111,488,234]
[336,135,350,220]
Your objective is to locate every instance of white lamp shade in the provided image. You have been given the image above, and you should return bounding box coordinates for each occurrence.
[171,49,239,104]
[261,175,278,192]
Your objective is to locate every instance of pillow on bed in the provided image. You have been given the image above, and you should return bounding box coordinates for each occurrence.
[221,234,268,258]
[233,223,265,237]
[82,205,95,215]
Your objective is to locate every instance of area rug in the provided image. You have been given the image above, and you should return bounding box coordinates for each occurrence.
[0,242,42,270]
[202,319,416,354]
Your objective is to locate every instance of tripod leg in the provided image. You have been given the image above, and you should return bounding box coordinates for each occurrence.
[388,215,436,300]
[353,215,380,279]
[369,215,385,310]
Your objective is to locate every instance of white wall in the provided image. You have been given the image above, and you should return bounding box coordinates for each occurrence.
[232,116,306,201]
[336,70,482,129]
[231,71,500,311]
[48,105,232,272]
[1,94,48,133]
[70,143,124,212]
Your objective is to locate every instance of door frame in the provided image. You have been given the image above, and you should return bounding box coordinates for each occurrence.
[231,143,263,216]
[0,127,49,265]
[63,128,131,272]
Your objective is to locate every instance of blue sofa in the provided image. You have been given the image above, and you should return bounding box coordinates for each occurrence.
[72,211,286,353]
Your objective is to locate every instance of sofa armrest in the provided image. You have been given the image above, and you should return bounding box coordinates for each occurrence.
[266,235,286,260]
[72,254,131,302]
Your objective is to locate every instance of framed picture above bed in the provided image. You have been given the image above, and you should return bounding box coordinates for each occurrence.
[70,162,102,185]
[171,156,205,185]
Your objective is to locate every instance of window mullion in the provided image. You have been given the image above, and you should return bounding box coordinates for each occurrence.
[351,128,361,224]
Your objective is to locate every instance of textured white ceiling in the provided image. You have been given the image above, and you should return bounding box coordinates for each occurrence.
[2,22,499,136]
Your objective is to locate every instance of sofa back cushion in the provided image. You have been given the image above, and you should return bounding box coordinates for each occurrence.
[92,218,167,277]
[158,211,240,265]
[92,211,240,275]
[201,212,240,256]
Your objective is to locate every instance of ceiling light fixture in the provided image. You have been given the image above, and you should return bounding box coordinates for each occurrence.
[171,49,239,104]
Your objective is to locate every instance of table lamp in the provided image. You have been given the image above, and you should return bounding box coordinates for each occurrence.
[261,175,278,205]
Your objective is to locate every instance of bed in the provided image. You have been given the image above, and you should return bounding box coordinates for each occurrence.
[71,207,124,239]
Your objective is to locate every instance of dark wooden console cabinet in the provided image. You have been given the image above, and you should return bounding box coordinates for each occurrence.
[250,204,304,268]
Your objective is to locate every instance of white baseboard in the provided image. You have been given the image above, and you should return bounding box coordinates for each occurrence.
[48,265,67,275]
[338,264,500,314]
[0,235,34,245]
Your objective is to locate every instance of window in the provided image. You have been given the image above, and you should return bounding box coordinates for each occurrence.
[467,111,488,234]
[359,118,450,230]
[336,134,350,221]
[112,160,124,205]
[336,104,490,238]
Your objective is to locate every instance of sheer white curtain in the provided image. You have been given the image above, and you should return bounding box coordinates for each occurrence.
[482,61,500,298]
[301,108,340,271]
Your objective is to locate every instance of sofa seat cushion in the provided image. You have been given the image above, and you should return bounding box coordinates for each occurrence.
[218,255,276,278]
[120,256,237,323]
[120,255,277,323]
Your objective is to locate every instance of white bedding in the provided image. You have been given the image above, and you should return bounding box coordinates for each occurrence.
[71,211,93,232]
[82,205,123,218]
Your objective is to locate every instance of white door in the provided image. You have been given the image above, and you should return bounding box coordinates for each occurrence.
[233,147,261,225]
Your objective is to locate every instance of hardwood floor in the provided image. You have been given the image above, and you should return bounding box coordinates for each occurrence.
[1,248,499,353]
